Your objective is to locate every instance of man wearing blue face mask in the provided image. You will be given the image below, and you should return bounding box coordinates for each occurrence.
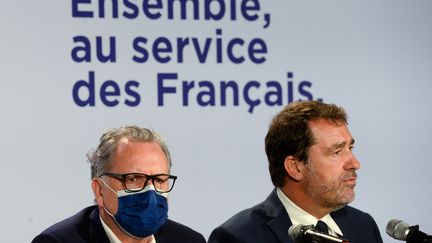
[32,125,206,243]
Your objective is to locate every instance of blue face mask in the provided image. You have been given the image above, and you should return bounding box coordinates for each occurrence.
[102,183,168,239]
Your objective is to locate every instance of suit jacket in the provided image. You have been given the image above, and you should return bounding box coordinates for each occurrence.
[208,189,383,243]
[32,205,206,243]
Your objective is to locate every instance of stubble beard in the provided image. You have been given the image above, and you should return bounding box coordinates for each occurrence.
[304,165,357,212]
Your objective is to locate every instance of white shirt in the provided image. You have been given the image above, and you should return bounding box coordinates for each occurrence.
[100,216,156,243]
[276,187,343,237]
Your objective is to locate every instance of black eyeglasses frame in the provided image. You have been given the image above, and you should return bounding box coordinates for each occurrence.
[99,172,177,193]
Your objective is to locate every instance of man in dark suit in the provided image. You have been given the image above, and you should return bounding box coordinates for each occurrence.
[32,125,205,243]
[208,101,383,243]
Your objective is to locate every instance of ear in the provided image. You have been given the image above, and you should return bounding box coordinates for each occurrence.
[91,178,104,206]
[283,156,305,182]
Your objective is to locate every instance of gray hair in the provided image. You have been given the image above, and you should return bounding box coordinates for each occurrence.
[87,125,172,179]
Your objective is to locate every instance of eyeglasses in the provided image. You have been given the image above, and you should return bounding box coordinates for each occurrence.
[100,172,177,193]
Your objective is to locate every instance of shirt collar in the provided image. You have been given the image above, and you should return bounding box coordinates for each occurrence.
[276,187,343,236]
[99,216,157,243]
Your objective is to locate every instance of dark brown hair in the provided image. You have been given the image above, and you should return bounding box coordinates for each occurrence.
[265,101,348,187]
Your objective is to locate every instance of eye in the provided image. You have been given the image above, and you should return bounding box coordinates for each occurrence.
[125,175,138,183]
[125,174,145,185]
[154,177,168,184]
[126,176,137,183]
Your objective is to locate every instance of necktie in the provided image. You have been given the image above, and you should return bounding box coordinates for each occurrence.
[315,220,329,234]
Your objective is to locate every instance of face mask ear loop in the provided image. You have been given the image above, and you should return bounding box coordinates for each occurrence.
[98,177,118,195]
[97,177,118,217]
[102,204,115,218]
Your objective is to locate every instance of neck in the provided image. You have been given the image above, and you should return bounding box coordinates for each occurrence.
[117,231,153,243]
[99,206,154,243]
[280,183,331,219]
[121,236,153,243]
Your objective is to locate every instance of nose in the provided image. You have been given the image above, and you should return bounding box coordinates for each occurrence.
[145,178,154,187]
[345,151,360,171]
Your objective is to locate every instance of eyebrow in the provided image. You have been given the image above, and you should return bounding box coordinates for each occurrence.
[328,138,355,151]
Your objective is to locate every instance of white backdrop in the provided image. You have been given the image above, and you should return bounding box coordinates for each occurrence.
[1,1,432,242]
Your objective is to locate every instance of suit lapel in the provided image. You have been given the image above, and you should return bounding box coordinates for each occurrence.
[89,207,111,243]
[266,189,295,243]
[267,213,293,243]
[265,191,360,243]
[331,207,355,243]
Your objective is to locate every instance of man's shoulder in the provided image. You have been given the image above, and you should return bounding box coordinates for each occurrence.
[211,192,283,237]
[156,219,206,243]
[208,191,288,243]
[218,200,271,230]
[39,205,96,233]
[162,219,204,235]
[216,190,283,231]
[31,205,106,243]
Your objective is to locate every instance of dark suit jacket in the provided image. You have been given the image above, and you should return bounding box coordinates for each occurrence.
[32,205,206,243]
[208,189,383,243]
